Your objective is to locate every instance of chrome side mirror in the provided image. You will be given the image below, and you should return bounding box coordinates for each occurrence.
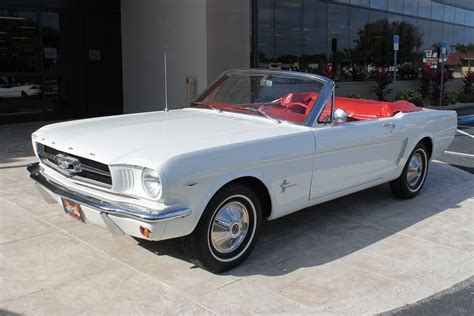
[333,108,348,124]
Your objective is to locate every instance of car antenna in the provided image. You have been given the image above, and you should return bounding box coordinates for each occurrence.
[164,48,169,112]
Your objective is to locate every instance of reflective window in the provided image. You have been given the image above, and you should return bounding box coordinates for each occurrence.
[0,75,42,116]
[466,27,474,44]
[466,11,474,27]
[455,8,465,25]
[453,25,465,46]
[370,0,387,10]
[350,7,369,49]
[327,4,349,54]
[274,0,302,63]
[443,23,453,43]
[418,0,431,19]
[257,0,274,62]
[388,0,403,13]
[41,12,59,72]
[430,21,443,47]
[255,0,474,81]
[417,18,431,50]
[0,10,40,72]
[431,2,444,21]
[302,0,328,66]
[403,0,418,16]
[350,0,369,7]
[443,5,455,23]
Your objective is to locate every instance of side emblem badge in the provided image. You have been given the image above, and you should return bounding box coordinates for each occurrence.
[281,179,296,193]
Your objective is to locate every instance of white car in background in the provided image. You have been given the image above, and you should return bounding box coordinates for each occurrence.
[28,69,457,272]
[0,79,41,99]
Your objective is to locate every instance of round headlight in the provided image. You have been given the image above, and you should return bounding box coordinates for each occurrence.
[141,168,162,199]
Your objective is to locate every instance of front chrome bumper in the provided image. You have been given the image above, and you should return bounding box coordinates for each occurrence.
[27,162,191,223]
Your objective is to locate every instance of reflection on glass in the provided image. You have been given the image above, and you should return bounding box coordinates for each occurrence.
[350,0,369,7]
[256,0,474,82]
[418,18,431,50]
[388,0,403,14]
[453,25,465,46]
[302,0,328,67]
[466,11,474,27]
[274,0,302,63]
[0,10,40,72]
[350,7,369,49]
[41,12,60,72]
[370,0,387,10]
[418,0,431,19]
[431,2,444,21]
[0,75,42,116]
[443,5,455,23]
[258,0,274,62]
[403,0,418,16]
[454,8,466,25]
[443,24,453,43]
[430,21,443,47]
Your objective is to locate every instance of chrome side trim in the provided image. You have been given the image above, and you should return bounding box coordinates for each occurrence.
[397,138,409,165]
[27,163,191,223]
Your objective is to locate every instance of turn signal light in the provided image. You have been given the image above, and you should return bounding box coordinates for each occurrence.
[139,226,152,238]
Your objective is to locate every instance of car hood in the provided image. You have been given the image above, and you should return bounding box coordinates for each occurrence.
[34,108,307,167]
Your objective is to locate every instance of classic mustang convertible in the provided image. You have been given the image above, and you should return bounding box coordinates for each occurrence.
[28,70,456,272]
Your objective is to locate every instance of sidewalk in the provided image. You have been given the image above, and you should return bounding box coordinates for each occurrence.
[0,121,49,168]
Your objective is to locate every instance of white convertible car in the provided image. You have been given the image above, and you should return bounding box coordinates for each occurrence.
[28,70,456,272]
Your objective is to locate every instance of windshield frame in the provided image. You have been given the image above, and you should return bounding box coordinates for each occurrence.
[191,69,335,127]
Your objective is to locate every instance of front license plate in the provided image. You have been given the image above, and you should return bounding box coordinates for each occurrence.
[62,198,85,222]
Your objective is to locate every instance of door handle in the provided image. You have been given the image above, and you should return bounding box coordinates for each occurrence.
[383,122,396,129]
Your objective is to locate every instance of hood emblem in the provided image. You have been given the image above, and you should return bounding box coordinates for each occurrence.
[54,154,82,173]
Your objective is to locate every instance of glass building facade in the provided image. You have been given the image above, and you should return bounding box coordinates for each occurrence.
[0,0,123,124]
[254,0,474,80]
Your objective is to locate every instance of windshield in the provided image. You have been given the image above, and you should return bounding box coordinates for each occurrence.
[190,71,326,125]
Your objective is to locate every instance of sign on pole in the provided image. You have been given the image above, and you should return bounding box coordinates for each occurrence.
[393,35,399,101]
[393,35,399,51]
[441,40,447,55]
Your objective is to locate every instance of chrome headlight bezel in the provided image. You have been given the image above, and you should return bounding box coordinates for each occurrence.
[141,168,162,199]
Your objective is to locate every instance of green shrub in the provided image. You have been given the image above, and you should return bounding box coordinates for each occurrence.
[458,93,474,103]
[397,88,423,106]
[443,90,458,105]
[345,93,362,99]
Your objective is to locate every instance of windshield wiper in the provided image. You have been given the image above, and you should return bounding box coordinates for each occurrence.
[190,101,222,113]
[232,105,281,124]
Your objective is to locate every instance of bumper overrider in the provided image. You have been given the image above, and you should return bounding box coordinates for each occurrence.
[27,162,191,240]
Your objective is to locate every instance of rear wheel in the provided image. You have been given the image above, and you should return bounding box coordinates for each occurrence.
[390,143,429,199]
[183,183,262,273]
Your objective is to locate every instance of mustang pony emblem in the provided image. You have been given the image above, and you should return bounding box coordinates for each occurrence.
[54,154,82,173]
[281,179,296,193]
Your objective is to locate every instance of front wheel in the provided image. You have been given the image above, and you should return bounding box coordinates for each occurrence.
[183,183,262,273]
[390,143,429,199]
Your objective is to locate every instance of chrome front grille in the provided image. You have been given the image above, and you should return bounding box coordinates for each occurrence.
[36,143,112,187]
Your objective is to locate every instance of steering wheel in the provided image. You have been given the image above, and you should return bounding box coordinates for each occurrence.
[285,102,309,113]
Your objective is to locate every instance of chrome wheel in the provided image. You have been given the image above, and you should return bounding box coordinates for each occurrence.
[407,149,426,191]
[210,201,250,254]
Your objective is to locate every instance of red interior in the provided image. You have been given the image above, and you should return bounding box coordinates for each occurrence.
[205,92,421,124]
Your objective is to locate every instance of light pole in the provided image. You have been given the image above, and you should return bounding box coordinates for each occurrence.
[393,35,399,102]
[439,41,447,107]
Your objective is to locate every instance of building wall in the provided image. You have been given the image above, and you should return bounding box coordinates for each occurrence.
[121,0,251,113]
[206,0,251,83]
[121,0,207,113]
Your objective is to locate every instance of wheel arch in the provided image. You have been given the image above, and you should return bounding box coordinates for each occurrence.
[418,136,433,158]
[199,173,274,221]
